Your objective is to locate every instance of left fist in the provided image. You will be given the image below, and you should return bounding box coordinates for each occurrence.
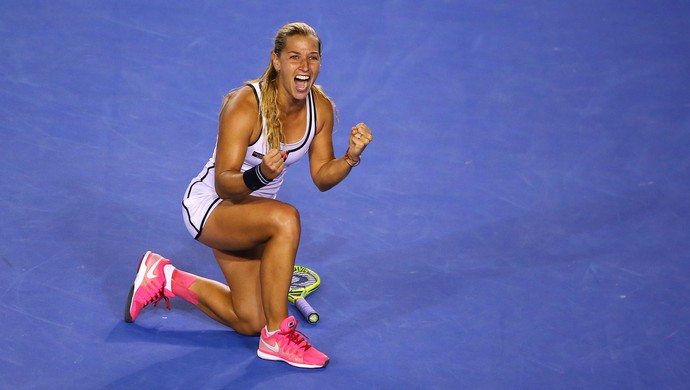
[348,122,373,158]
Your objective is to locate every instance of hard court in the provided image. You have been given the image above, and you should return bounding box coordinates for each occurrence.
[2,1,690,388]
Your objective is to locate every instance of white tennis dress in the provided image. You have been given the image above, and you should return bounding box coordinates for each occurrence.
[182,82,317,239]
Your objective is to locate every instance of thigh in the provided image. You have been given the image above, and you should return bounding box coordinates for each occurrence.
[197,196,299,252]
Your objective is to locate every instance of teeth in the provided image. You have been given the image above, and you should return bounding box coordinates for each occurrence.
[295,75,309,81]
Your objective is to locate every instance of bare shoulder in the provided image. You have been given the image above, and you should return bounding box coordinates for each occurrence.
[313,88,335,133]
[220,85,259,120]
[218,85,261,144]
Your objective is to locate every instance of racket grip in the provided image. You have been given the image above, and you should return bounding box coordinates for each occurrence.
[295,298,319,324]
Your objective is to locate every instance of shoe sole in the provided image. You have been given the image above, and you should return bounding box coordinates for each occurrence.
[257,349,329,369]
[123,251,152,323]
[123,284,136,322]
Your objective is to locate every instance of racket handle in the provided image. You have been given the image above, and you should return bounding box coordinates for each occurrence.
[295,297,319,324]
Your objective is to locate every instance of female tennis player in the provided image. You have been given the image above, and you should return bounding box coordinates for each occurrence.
[124,22,372,369]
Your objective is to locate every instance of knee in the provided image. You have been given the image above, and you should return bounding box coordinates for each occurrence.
[231,304,266,336]
[267,203,300,239]
[234,317,266,336]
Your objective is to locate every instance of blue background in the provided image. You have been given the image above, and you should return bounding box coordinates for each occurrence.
[2,1,689,388]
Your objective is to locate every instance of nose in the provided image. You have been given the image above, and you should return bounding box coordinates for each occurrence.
[299,57,309,70]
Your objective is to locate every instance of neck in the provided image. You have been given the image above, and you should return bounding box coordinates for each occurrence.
[277,89,307,117]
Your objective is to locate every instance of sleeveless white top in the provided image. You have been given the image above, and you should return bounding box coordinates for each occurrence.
[189,82,316,200]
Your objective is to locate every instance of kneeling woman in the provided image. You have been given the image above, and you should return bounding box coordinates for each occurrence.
[125,22,373,369]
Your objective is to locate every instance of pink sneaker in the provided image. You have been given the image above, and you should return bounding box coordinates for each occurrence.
[124,251,174,323]
[257,316,329,368]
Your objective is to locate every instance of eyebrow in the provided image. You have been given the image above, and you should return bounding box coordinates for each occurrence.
[286,50,320,55]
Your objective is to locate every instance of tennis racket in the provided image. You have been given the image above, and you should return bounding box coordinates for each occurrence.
[289,265,321,324]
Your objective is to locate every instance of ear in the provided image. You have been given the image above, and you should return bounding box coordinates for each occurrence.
[271,52,280,72]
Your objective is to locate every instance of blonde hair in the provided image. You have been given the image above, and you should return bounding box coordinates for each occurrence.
[248,22,336,150]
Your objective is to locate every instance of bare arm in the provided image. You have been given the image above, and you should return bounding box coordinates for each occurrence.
[214,87,286,202]
[309,97,373,192]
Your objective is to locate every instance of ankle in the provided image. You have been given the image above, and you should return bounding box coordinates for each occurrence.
[164,265,199,305]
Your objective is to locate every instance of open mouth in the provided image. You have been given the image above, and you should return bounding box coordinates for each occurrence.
[295,75,310,92]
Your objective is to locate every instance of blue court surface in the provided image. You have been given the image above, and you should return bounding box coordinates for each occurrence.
[2,1,690,388]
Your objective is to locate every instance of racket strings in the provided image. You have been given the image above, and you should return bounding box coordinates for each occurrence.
[291,273,316,289]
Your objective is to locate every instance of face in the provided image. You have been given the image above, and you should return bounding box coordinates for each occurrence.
[272,34,321,101]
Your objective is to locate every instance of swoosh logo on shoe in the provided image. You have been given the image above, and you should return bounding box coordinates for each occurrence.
[146,259,162,279]
[261,338,280,353]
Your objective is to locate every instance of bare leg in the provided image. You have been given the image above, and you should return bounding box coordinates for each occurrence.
[187,196,300,333]
[185,275,234,328]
